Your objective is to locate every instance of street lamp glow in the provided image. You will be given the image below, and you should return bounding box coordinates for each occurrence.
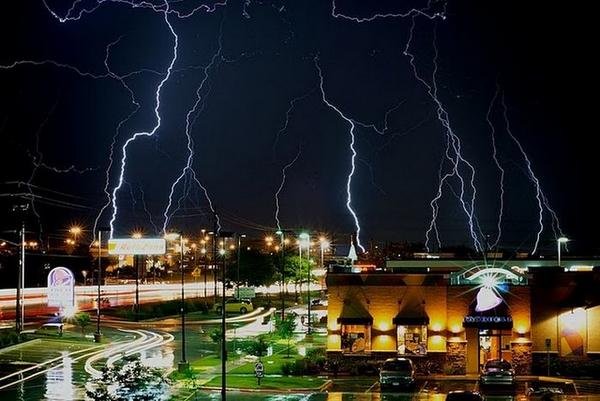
[219,248,226,256]
[558,237,569,243]
[69,226,82,236]
[131,232,143,239]
[164,233,180,240]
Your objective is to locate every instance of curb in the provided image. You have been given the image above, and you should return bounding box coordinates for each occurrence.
[0,338,41,354]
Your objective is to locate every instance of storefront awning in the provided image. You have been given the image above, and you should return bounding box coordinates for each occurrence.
[393,309,429,325]
[337,301,373,325]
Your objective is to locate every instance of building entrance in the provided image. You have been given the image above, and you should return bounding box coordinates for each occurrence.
[478,329,511,370]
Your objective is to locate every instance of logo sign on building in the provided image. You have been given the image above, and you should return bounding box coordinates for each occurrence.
[235,287,256,299]
[108,238,166,255]
[47,267,75,309]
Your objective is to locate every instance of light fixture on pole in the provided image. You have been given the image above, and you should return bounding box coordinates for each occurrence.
[276,230,285,320]
[299,232,311,334]
[95,227,110,343]
[236,234,246,298]
[557,237,569,268]
[166,232,188,372]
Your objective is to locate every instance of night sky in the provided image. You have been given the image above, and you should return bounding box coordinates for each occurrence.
[0,0,597,254]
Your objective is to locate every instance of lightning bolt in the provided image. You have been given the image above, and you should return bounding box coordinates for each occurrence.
[274,146,302,231]
[272,87,316,160]
[403,18,482,253]
[314,56,366,252]
[108,3,179,238]
[499,92,564,253]
[162,25,224,234]
[485,83,506,249]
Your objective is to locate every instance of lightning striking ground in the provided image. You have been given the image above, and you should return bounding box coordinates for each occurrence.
[274,146,302,231]
[314,56,366,252]
[162,24,224,234]
[108,3,179,238]
[485,84,505,249]
[500,93,564,253]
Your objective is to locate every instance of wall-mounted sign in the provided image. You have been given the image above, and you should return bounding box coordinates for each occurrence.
[47,267,75,310]
[450,264,527,286]
[464,316,512,325]
[108,238,166,255]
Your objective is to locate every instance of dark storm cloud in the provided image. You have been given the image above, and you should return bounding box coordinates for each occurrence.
[0,0,597,253]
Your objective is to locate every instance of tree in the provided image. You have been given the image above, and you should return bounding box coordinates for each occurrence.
[274,313,297,358]
[72,312,91,336]
[228,249,277,287]
[86,356,169,401]
[283,255,311,302]
[246,336,270,358]
[209,328,223,358]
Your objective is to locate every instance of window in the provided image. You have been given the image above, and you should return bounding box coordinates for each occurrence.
[397,325,427,355]
[341,324,371,353]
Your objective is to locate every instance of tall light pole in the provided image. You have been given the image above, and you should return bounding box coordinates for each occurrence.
[18,222,25,333]
[557,237,569,268]
[299,232,310,334]
[236,234,246,297]
[166,232,188,372]
[276,230,285,320]
[95,227,109,343]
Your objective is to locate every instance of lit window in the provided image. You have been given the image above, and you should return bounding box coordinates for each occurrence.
[341,324,371,353]
[397,325,427,355]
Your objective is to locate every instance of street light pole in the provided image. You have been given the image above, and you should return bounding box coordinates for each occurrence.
[557,237,569,268]
[16,222,25,333]
[179,232,189,372]
[95,230,102,342]
[276,230,285,320]
[236,234,243,297]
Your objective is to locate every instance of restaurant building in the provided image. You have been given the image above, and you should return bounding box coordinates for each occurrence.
[326,258,600,374]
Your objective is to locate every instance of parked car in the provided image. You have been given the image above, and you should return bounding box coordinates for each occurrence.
[446,391,484,401]
[480,359,515,386]
[215,298,253,314]
[379,357,416,390]
[35,323,64,336]
[526,386,564,396]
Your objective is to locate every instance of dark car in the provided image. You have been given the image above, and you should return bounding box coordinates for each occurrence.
[480,359,515,386]
[446,391,484,401]
[379,358,416,390]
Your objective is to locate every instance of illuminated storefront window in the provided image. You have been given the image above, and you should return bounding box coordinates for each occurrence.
[397,325,427,355]
[341,324,371,353]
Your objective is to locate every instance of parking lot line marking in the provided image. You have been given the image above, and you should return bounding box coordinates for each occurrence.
[419,381,428,393]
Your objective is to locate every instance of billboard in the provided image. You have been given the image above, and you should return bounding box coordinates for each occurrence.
[47,267,75,309]
[108,238,166,255]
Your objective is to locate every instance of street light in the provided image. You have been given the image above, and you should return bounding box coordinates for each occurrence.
[95,227,110,343]
[276,230,285,320]
[319,237,330,269]
[236,234,246,297]
[299,232,311,334]
[166,232,188,372]
[557,237,569,268]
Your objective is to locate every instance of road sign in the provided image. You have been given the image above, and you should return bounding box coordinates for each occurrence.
[192,268,201,278]
[235,287,256,299]
[108,238,166,255]
[47,267,75,311]
[254,361,264,378]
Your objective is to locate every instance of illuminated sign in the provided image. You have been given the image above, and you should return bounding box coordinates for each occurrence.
[47,267,75,309]
[464,316,512,325]
[108,238,166,255]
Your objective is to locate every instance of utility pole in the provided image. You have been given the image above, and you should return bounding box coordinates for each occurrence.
[179,232,189,372]
[15,222,25,333]
[276,230,285,320]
